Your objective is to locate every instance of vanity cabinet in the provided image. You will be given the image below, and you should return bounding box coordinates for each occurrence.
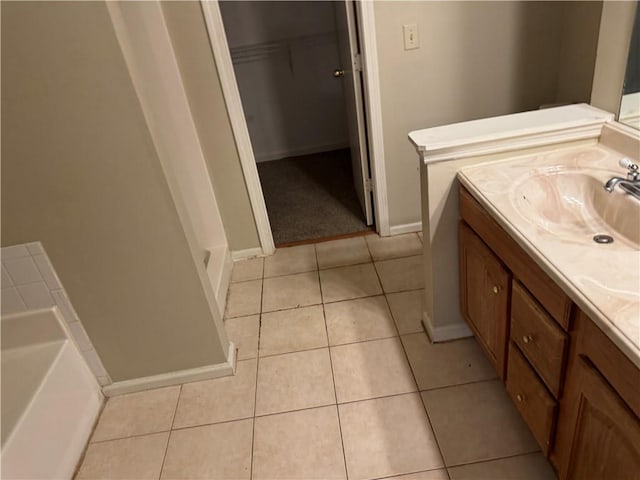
[510,281,567,398]
[459,222,510,379]
[553,309,640,480]
[458,185,640,478]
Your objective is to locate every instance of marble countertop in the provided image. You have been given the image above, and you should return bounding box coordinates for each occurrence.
[458,144,640,368]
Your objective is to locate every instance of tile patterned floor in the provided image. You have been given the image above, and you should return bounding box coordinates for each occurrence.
[77,233,556,480]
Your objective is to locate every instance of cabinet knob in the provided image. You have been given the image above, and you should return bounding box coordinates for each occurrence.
[492,285,501,294]
[516,393,525,403]
[523,335,533,344]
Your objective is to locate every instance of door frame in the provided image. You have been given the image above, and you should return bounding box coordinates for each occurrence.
[200,0,390,254]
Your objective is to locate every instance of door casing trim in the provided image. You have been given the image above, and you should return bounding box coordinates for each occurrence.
[200,0,390,249]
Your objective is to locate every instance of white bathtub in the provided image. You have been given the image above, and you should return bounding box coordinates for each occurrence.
[1,307,103,479]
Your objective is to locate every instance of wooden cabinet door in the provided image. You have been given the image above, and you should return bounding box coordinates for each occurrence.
[565,356,640,480]
[459,222,510,379]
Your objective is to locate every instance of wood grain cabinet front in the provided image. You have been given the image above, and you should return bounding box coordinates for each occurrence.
[553,310,640,479]
[511,281,568,398]
[561,356,640,480]
[459,221,510,379]
[458,185,640,479]
[506,342,557,455]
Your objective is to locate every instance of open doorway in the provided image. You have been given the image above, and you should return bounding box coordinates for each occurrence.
[218,1,374,246]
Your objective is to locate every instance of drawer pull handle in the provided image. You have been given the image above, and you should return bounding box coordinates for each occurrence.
[492,285,501,294]
[522,335,533,344]
[516,393,525,403]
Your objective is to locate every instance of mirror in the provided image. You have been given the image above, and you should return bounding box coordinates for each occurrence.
[619,4,640,129]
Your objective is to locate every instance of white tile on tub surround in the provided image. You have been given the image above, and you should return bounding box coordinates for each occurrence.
[2,242,110,386]
[4,257,43,285]
[32,254,62,290]
[2,265,14,288]
[51,289,79,323]
[68,321,94,352]
[83,349,108,378]
[1,287,27,315]
[16,282,55,310]
[1,245,30,260]
[26,242,45,255]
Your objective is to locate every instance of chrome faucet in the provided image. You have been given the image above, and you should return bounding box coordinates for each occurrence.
[604,158,640,201]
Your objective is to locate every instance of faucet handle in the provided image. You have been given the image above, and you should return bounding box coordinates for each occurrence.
[619,158,639,180]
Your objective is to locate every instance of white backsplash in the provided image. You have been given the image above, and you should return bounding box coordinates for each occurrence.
[1,242,111,386]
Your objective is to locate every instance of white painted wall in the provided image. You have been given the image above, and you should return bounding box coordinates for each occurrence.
[219,1,349,162]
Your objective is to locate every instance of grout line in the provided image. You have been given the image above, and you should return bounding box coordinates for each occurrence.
[418,377,500,395]
[371,466,449,480]
[256,331,422,361]
[156,388,178,475]
[89,429,173,446]
[157,429,173,480]
[169,385,182,430]
[170,414,256,433]
[258,343,330,359]
[226,283,425,322]
[445,448,544,471]
[263,266,318,280]
[334,390,420,409]
[230,249,423,285]
[226,277,265,287]
[367,239,449,469]
[249,257,266,480]
[315,244,350,479]
[228,259,425,320]
[2,278,52,289]
[88,378,502,448]
[317,250,421,271]
[86,388,452,447]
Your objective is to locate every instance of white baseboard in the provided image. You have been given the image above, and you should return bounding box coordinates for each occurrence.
[254,142,349,163]
[389,222,422,236]
[422,312,473,342]
[102,341,237,397]
[231,247,265,261]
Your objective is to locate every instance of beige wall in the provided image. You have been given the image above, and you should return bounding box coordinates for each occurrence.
[555,1,603,104]
[161,1,260,251]
[591,0,638,115]
[148,1,603,241]
[1,1,227,382]
[374,1,599,229]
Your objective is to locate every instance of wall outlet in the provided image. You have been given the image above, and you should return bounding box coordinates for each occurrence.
[403,24,419,50]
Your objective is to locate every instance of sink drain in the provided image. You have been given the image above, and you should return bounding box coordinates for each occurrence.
[593,234,614,244]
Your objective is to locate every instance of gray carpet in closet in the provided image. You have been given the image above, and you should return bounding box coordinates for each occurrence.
[257,149,370,245]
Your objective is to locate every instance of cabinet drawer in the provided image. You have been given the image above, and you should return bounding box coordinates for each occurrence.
[511,281,567,398]
[506,342,557,455]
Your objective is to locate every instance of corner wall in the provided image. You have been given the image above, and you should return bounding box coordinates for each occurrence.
[161,1,261,251]
[1,1,228,382]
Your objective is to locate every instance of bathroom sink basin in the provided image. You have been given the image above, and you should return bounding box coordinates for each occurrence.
[512,169,640,248]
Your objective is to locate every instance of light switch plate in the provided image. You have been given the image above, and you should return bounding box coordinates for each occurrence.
[403,24,419,50]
